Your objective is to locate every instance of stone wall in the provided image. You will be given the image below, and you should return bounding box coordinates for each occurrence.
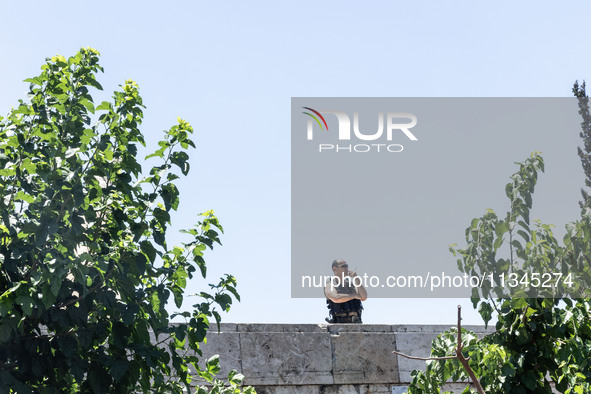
[193,323,494,393]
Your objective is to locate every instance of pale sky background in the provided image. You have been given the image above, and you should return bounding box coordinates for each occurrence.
[1,1,591,326]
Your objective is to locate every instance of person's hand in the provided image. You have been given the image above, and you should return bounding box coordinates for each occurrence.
[348,270,357,278]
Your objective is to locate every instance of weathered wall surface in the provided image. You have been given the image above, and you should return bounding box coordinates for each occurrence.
[192,323,494,393]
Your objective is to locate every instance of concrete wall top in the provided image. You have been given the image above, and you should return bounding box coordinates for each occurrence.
[193,323,494,390]
[210,323,491,334]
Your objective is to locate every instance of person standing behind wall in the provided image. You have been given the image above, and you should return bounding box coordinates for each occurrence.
[324,259,367,323]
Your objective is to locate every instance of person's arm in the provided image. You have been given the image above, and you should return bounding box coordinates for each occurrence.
[348,271,367,301]
[324,284,361,303]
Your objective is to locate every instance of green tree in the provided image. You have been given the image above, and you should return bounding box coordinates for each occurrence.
[406,153,591,393]
[405,103,591,392]
[0,48,254,393]
[573,81,591,209]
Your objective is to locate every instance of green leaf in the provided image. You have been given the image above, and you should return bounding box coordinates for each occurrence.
[87,78,103,91]
[150,290,161,313]
[40,285,57,309]
[145,147,166,160]
[171,151,190,175]
[511,239,523,251]
[517,229,530,243]
[111,359,129,382]
[494,235,504,250]
[153,207,170,227]
[510,298,527,309]
[16,295,34,316]
[206,355,221,375]
[57,336,77,358]
[153,230,166,247]
[172,285,184,308]
[15,191,35,203]
[495,221,509,237]
[140,241,157,263]
[24,76,44,86]
[0,321,12,342]
[50,279,62,297]
[521,371,537,390]
[96,101,111,111]
[501,363,516,377]
[478,302,493,328]
[21,158,37,174]
[161,183,180,211]
[79,98,95,114]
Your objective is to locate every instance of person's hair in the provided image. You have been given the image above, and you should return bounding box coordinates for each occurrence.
[332,259,347,267]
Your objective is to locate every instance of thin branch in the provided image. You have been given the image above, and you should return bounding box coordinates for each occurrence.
[456,305,486,394]
[391,350,457,361]
[488,295,500,315]
[508,220,515,272]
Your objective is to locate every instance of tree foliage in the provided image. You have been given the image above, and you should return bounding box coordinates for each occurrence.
[573,81,591,209]
[406,96,591,393]
[0,48,253,393]
[406,153,591,393]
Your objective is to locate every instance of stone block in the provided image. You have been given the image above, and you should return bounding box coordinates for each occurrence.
[331,332,398,384]
[253,384,393,394]
[237,323,327,333]
[240,332,333,385]
[390,324,457,334]
[197,331,243,379]
[327,324,394,334]
[394,332,439,383]
[216,322,239,332]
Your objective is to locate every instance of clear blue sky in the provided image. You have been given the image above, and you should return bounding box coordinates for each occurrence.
[1,1,590,325]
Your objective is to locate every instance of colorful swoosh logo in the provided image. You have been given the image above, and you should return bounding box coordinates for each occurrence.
[302,107,328,131]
